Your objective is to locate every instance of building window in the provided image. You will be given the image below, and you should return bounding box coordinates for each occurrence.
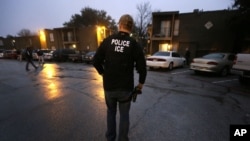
[0,40,3,46]
[174,20,179,36]
[161,21,171,37]
[67,32,73,42]
[159,43,171,51]
[50,33,54,42]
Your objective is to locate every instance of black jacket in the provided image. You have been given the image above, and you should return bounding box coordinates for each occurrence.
[93,32,147,91]
[25,47,33,59]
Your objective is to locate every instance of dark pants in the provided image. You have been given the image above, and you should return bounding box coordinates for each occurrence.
[104,91,131,141]
[26,58,37,70]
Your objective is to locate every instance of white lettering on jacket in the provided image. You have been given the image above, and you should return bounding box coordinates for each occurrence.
[111,39,130,53]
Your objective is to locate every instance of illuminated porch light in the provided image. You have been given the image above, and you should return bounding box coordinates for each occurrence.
[39,30,46,42]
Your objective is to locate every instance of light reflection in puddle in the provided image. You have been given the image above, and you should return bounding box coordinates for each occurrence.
[89,70,105,100]
[39,64,62,100]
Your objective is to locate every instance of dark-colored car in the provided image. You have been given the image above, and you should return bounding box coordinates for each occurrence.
[68,51,85,62]
[82,51,96,64]
[3,50,18,59]
[52,48,76,62]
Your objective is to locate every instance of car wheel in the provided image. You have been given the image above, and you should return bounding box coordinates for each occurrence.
[194,70,200,74]
[182,61,186,67]
[239,76,249,85]
[148,67,155,71]
[220,67,229,77]
[168,63,173,70]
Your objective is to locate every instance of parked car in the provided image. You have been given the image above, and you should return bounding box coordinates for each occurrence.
[82,51,96,64]
[41,49,54,61]
[190,53,235,76]
[0,49,5,58]
[146,51,186,70]
[231,53,250,84]
[3,50,18,59]
[52,48,76,62]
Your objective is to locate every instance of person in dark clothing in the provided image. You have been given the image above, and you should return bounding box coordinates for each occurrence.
[25,46,37,71]
[37,49,44,65]
[185,48,191,65]
[93,14,147,141]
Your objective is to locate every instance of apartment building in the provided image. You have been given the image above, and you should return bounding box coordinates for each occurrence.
[149,9,237,60]
[0,25,109,52]
[40,25,109,52]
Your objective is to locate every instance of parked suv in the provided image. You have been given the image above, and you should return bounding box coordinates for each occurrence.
[52,48,76,62]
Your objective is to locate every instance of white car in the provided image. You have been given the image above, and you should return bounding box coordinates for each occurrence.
[146,51,186,70]
[0,49,4,58]
[42,50,54,61]
[190,53,236,76]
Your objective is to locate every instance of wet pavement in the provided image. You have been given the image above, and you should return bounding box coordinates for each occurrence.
[0,59,250,141]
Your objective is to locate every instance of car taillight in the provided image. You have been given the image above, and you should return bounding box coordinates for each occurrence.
[147,58,154,61]
[147,58,166,62]
[157,59,166,62]
[207,62,218,65]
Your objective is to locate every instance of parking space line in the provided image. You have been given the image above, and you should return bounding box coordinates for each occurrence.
[171,70,191,75]
[212,79,238,84]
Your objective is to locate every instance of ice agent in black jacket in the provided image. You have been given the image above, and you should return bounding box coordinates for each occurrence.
[93,14,147,141]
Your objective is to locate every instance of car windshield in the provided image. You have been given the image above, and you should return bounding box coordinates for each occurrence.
[203,53,224,59]
[42,50,52,53]
[153,52,170,56]
[87,52,95,56]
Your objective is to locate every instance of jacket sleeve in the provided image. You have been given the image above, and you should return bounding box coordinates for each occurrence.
[134,42,147,84]
[93,41,106,75]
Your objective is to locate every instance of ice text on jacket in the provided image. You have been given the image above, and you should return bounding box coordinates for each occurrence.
[111,39,130,53]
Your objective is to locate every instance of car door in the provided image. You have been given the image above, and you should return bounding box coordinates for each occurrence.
[172,52,182,67]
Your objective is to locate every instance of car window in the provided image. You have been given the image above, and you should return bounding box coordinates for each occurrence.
[87,51,95,55]
[172,52,180,57]
[203,53,224,59]
[153,52,170,56]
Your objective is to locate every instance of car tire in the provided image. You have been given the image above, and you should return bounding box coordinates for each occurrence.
[168,63,173,70]
[182,61,186,67]
[148,67,154,71]
[239,76,249,85]
[194,70,200,75]
[220,67,229,77]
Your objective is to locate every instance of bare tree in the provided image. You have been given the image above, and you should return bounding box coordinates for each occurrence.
[17,29,33,37]
[135,1,152,39]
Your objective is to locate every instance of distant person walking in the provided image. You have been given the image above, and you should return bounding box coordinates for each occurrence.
[37,49,44,65]
[16,49,22,61]
[185,48,191,65]
[25,46,37,71]
[93,14,147,141]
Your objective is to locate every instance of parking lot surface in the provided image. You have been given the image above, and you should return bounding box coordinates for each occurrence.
[0,59,250,141]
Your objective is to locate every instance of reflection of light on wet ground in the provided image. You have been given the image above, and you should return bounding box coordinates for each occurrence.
[89,71,105,100]
[43,65,56,78]
[46,82,61,99]
[39,64,62,100]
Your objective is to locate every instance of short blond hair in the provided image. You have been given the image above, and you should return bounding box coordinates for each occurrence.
[118,14,134,31]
